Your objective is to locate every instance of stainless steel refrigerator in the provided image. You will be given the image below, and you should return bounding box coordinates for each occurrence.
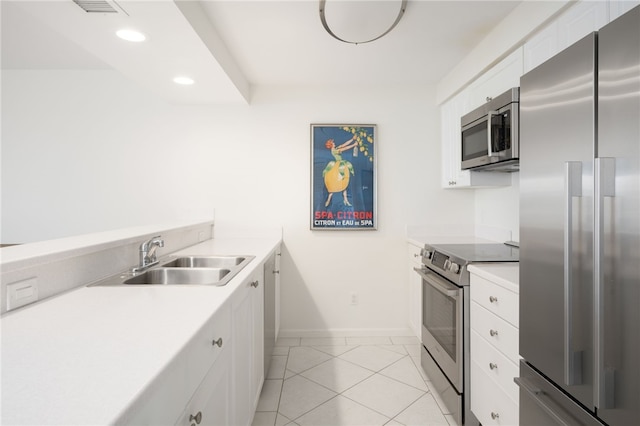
[518,5,639,425]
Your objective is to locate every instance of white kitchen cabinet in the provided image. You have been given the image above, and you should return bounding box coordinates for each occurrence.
[407,242,422,339]
[469,270,519,426]
[524,0,610,73]
[610,0,640,20]
[558,0,608,51]
[231,269,265,426]
[466,48,523,111]
[275,248,281,341]
[440,89,511,189]
[178,340,232,426]
[125,304,232,426]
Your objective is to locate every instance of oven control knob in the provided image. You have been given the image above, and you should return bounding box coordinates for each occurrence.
[422,249,432,260]
[449,262,461,274]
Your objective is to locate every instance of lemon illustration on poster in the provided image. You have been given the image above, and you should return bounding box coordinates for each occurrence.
[311,124,376,230]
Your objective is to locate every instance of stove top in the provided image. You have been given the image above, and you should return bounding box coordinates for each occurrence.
[421,243,519,286]
[427,243,519,263]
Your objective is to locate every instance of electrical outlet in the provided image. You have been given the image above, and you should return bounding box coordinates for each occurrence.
[7,277,39,311]
[350,292,358,305]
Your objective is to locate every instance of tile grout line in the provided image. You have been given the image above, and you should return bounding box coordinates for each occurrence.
[260,337,446,426]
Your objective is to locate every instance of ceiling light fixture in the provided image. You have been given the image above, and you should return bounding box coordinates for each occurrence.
[173,76,195,85]
[319,0,407,45]
[116,29,146,42]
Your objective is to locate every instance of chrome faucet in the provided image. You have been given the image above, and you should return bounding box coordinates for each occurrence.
[133,235,164,273]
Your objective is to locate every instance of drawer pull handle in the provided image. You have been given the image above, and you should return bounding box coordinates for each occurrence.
[491,412,499,420]
[212,338,223,347]
[251,280,259,288]
[190,411,202,424]
[489,295,498,303]
[489,362,498,370]
[490,329,499,337]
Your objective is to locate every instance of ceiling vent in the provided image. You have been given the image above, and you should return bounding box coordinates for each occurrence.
[72,0,127,15]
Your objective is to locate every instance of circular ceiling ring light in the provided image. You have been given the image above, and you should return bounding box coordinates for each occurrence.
[319,0,407,45]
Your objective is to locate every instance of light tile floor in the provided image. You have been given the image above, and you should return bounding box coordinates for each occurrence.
[252,336,459,426]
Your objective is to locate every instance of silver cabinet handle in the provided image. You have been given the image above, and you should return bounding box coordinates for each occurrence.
[489,296,498,303]
[564,161,583,386]
[595,157,616,409]
[189,411,202,425]
[491,412,499,420]
[489,329,499,337]
[487,110,499,157]
[273,270,280,274]
[489,363,498,370]
[251,280,259,288]
[212,338,223,347]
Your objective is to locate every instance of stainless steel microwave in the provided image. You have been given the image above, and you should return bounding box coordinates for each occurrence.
[460,87,519,172]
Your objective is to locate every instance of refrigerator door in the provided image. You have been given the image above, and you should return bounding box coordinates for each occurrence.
[519,33,596,409]
[596,6,640,425]
[517,361,605,426]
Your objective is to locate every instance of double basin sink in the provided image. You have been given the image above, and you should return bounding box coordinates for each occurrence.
[91,255,255,287]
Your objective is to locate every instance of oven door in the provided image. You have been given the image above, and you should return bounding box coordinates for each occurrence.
[414,266,464,391]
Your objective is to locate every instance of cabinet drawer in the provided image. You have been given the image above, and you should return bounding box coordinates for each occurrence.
[470,274,519,327]
[186,304,232,395]
[471,301,519,363]
[471,361,519,426]
[471,329,519,401]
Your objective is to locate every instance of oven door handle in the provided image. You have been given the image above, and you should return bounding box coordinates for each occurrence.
[413,267,459,298]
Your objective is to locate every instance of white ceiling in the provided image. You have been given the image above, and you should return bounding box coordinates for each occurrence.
[1,0,523,104]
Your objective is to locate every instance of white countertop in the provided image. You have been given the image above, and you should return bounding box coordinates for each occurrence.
[1,236,280,425]
[468,263,519,293]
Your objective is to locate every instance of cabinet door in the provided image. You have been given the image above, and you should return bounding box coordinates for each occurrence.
[408,244,422,339]
[274,247,281,341]
[609,0,640,21]
[556,0,608,51]
[231,271,264,426]
[178,347,232,426]
[467,48,523,111]
[524,21,559,73]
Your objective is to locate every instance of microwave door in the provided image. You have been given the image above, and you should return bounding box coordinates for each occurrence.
[461,120,489,169]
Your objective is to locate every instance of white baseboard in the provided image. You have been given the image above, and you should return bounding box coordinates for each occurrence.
[278,327,414,338]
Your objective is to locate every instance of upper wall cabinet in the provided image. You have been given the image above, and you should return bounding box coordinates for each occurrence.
[466,49,524,112]
[440,50,522,189]
[610,0,640,20]
[524,0,626,73]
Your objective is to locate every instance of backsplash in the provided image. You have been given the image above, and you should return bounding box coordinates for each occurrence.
[0,220,214,315]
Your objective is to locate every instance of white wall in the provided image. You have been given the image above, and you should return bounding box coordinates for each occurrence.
[474,173,520,242]
[2,70,475,335]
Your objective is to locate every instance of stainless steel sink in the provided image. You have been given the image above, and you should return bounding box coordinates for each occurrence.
[123,268,231,286]
[161,255,247,269]
[88,254,255,287]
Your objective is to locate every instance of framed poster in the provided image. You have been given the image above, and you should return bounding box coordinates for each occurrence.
[311,124,377,230]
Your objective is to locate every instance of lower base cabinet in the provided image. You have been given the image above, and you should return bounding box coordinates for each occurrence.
[123,269,266,426]
[469,268,520,426]
[231,270,265,426]
[178,346,232,426]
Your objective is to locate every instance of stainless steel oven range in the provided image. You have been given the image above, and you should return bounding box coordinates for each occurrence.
[414,243,518,425]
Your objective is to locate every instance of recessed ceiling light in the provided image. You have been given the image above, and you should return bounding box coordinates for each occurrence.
[173,76,195,85]
[116,29,146,42]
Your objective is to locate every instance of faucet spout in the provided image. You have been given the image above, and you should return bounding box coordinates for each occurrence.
[133,235,164,273]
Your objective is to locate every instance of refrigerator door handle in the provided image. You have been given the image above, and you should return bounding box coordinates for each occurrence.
[594,157,616,409]
[515,377,573,426]
[564,161,583,386]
